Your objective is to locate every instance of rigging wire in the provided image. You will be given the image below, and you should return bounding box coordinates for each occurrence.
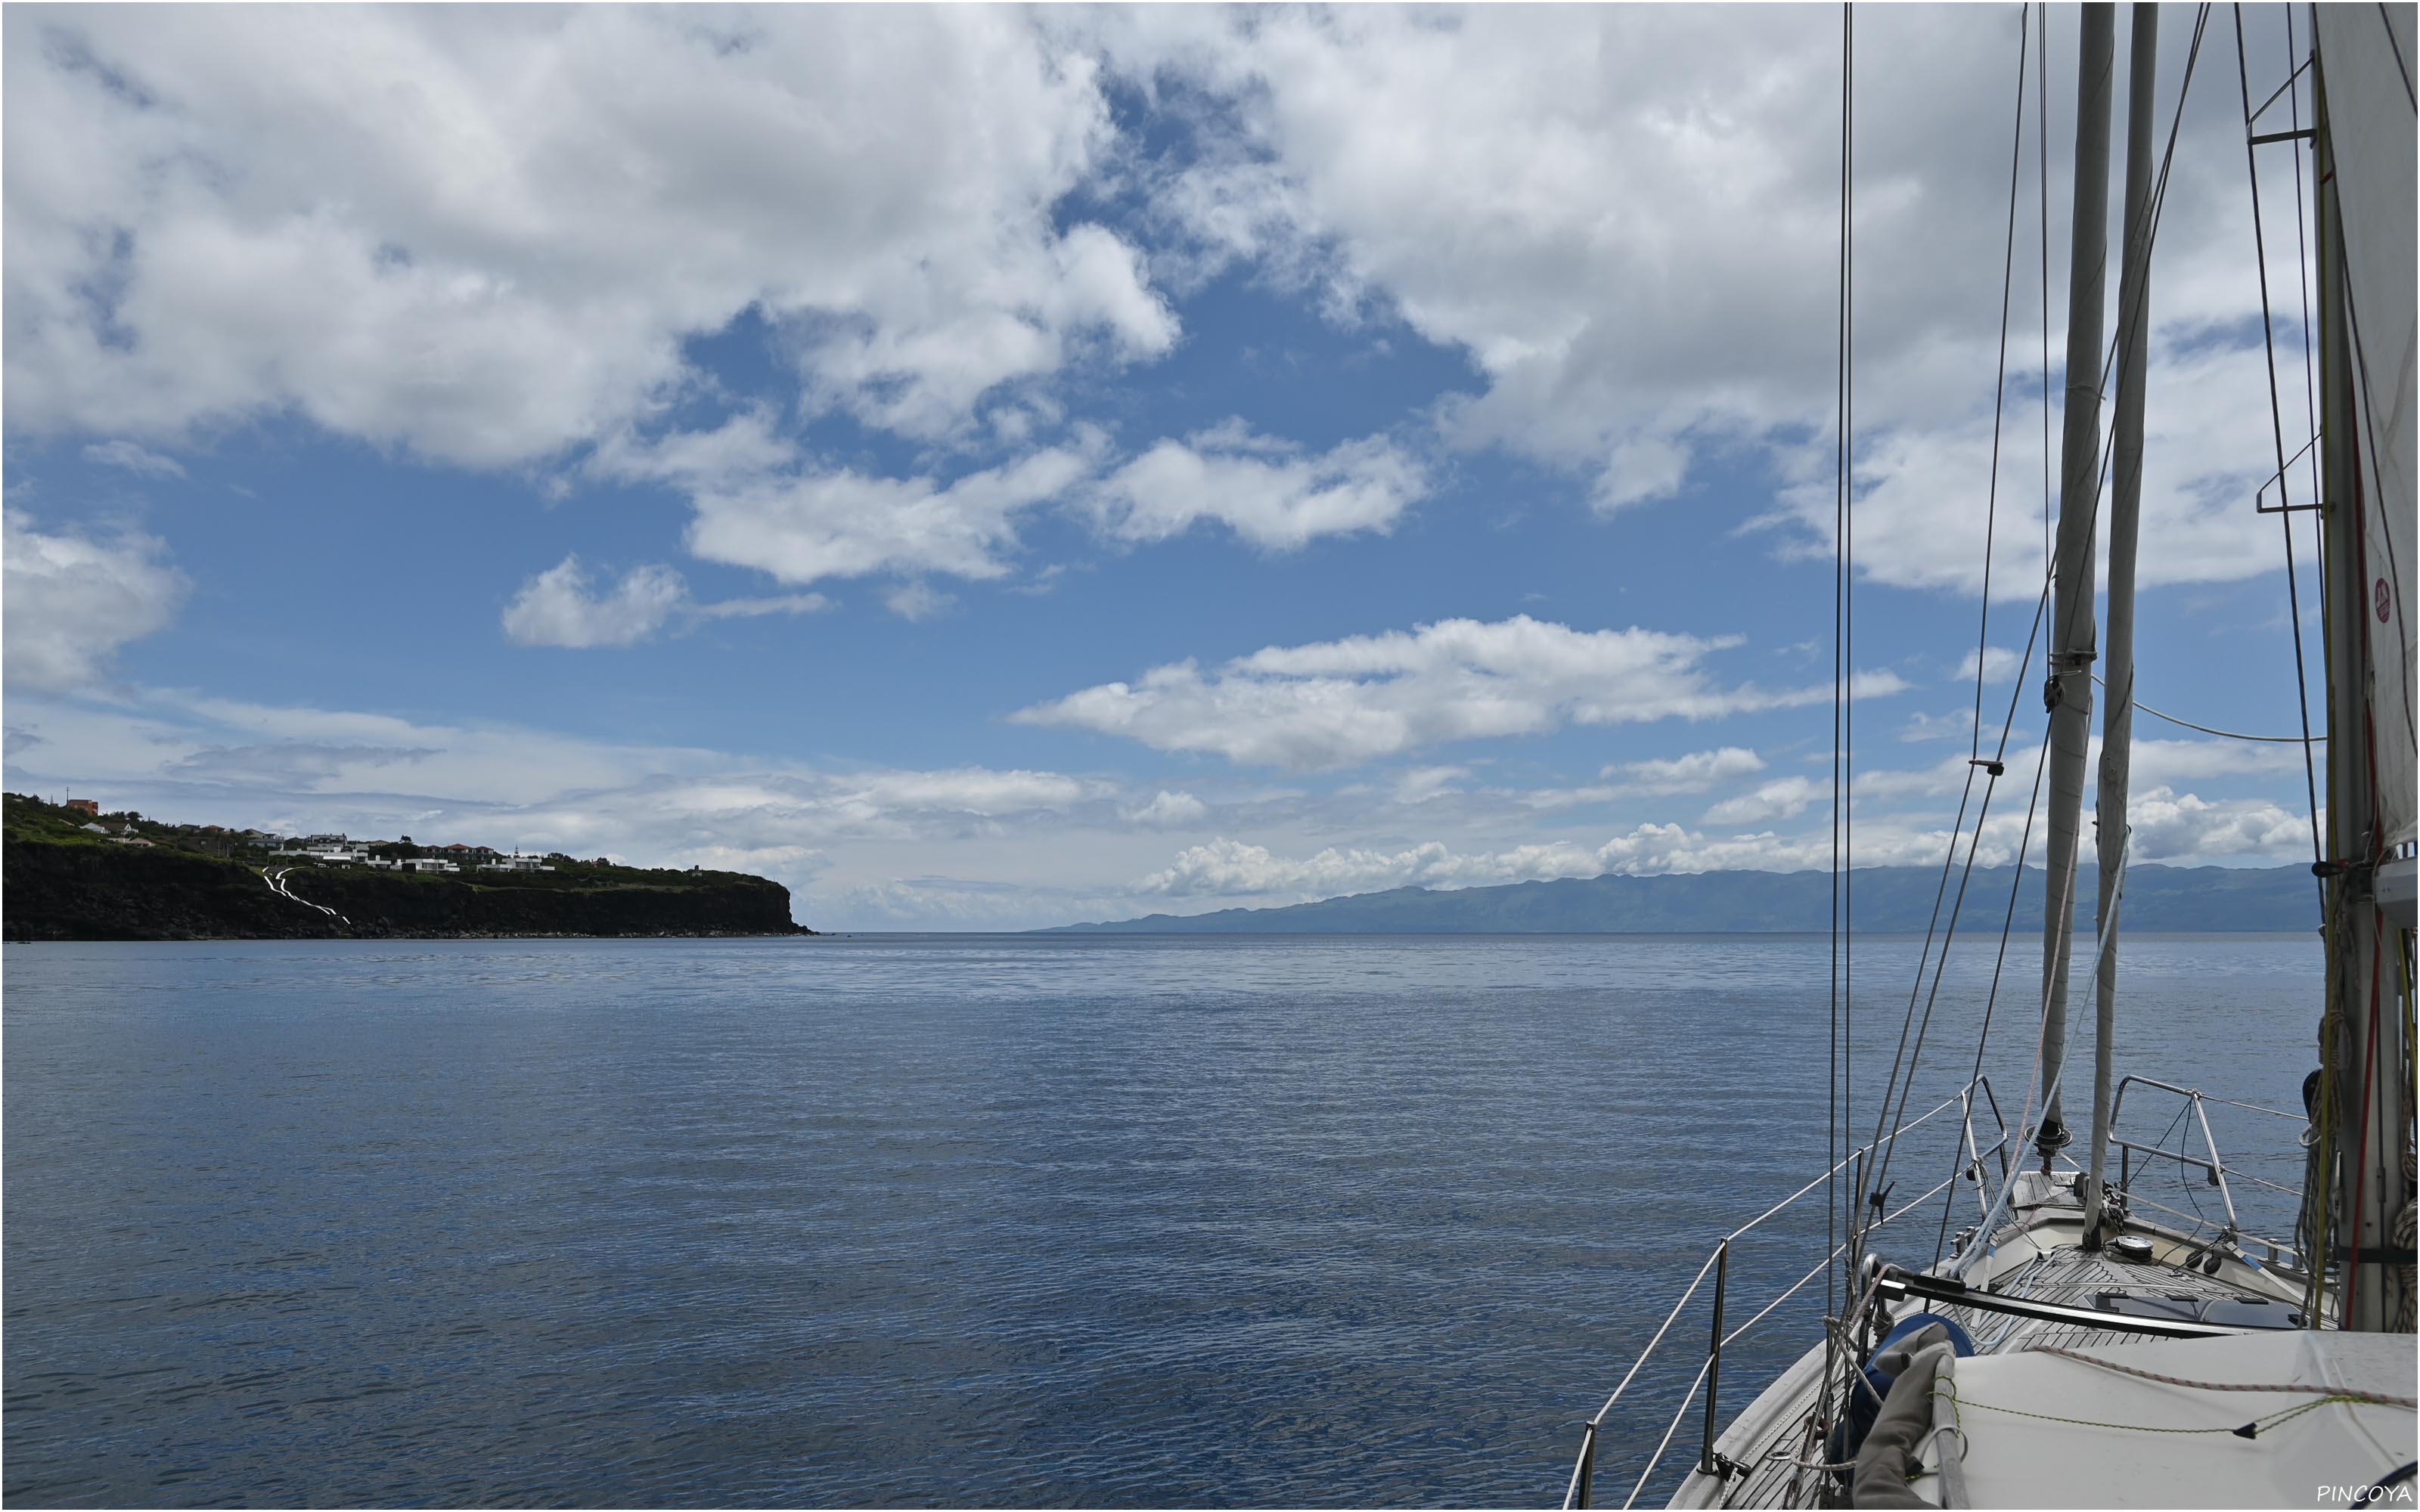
[2285,2,2329,776]
[1938,0,2056,1276]
[1826,0,1854,1386]
[1974,5,2032,765]
[1870,0,2217,1264]
[2090,671,2327,743]
[2232,3,2328,906]
[1840,0,1857,1314]
[1929,2,2216,1269]
[1927,2,2216,1252]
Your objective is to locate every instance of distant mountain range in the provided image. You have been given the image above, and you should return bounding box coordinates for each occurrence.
[1036,863,2319,934]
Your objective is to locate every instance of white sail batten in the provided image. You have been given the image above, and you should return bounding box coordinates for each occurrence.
[2316,2,2418,849]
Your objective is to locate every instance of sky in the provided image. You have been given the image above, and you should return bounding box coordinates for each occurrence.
[2,4,2339,931]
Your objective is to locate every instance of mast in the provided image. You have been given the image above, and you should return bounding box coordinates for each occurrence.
[2034,4,2115,1163]
[2310,1,2416,1334]
[2083,3,2158,1248]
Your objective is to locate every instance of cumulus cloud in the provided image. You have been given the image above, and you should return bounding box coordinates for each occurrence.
[1073,5,2310,582]
[1079,9,2027,484]
[2,510,188,691]
[683,445,1097,585]
[601,410,1419,591]
[1014,615,1909,770]
[1090,421,1426,549]
[7,7,1169,464]
[8,6,2317,612]
[588,409,1101,587]
[1761,331,2310,600]
[2124,785,2310,865]
[501,557,690,649]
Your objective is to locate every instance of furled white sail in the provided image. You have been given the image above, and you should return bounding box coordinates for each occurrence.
[2317,2,2418,849]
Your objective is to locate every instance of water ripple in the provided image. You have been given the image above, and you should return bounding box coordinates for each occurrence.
[5,934,2317,1507]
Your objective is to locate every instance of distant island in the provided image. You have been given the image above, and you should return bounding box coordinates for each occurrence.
[3,793,811,941]
[1035,863,2320,934]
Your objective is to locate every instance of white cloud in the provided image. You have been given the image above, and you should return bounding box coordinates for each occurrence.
[1126,806,2074,903]
[500,555,830,646]
[10,6,2316,611]
[1602,745,1767,792]
[1897,708,1973,744]
[883,581,956,621]
[1392,765,1469,804]
[691,593,833,622]
[1955,644,2024,683]
[2,510,188,691]
[1081,8,2028,489]
[1519,745,1771,809]
[2124,785,2310,865]
[608,409,1420,594]
[1091,421,1426,549]
[501,557,688,649]
[683,444,1097,585]
[2126,735,2309,787]
[1596,434,1694,513]
[1704,776,1820,827]
[1,679,2314,929]
[1,686,1137,919]
[1014,615,1908,770]
[81,440,186,479]
[1137,835,1612,898]
[834,767,1103,818]
[589,408,1103,588]
[1124,789,1209,828]
[1075,6,2309,587]
[1761,331,2309,600]
[7,8,1168,464]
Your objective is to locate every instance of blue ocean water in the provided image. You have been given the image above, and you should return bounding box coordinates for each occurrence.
[2,933,2320,1507]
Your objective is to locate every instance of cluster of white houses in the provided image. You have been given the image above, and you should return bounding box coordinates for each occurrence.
[268,836,556,875]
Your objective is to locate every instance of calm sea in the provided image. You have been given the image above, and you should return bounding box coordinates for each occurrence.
[3,932,2320,1507]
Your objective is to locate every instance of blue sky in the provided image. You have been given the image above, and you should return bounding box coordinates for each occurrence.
[3,5,2333,928]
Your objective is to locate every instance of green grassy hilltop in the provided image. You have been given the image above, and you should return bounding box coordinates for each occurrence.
[2,793,810,940]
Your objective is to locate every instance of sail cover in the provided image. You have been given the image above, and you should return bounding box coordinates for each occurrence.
[2317,3,2418,849]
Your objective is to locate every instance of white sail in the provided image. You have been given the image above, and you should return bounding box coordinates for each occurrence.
[2316,2,2418,849]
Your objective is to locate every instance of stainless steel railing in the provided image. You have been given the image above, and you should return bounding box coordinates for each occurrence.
[2108,1074,2306,1267]
[1562,1076,2009,1509]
